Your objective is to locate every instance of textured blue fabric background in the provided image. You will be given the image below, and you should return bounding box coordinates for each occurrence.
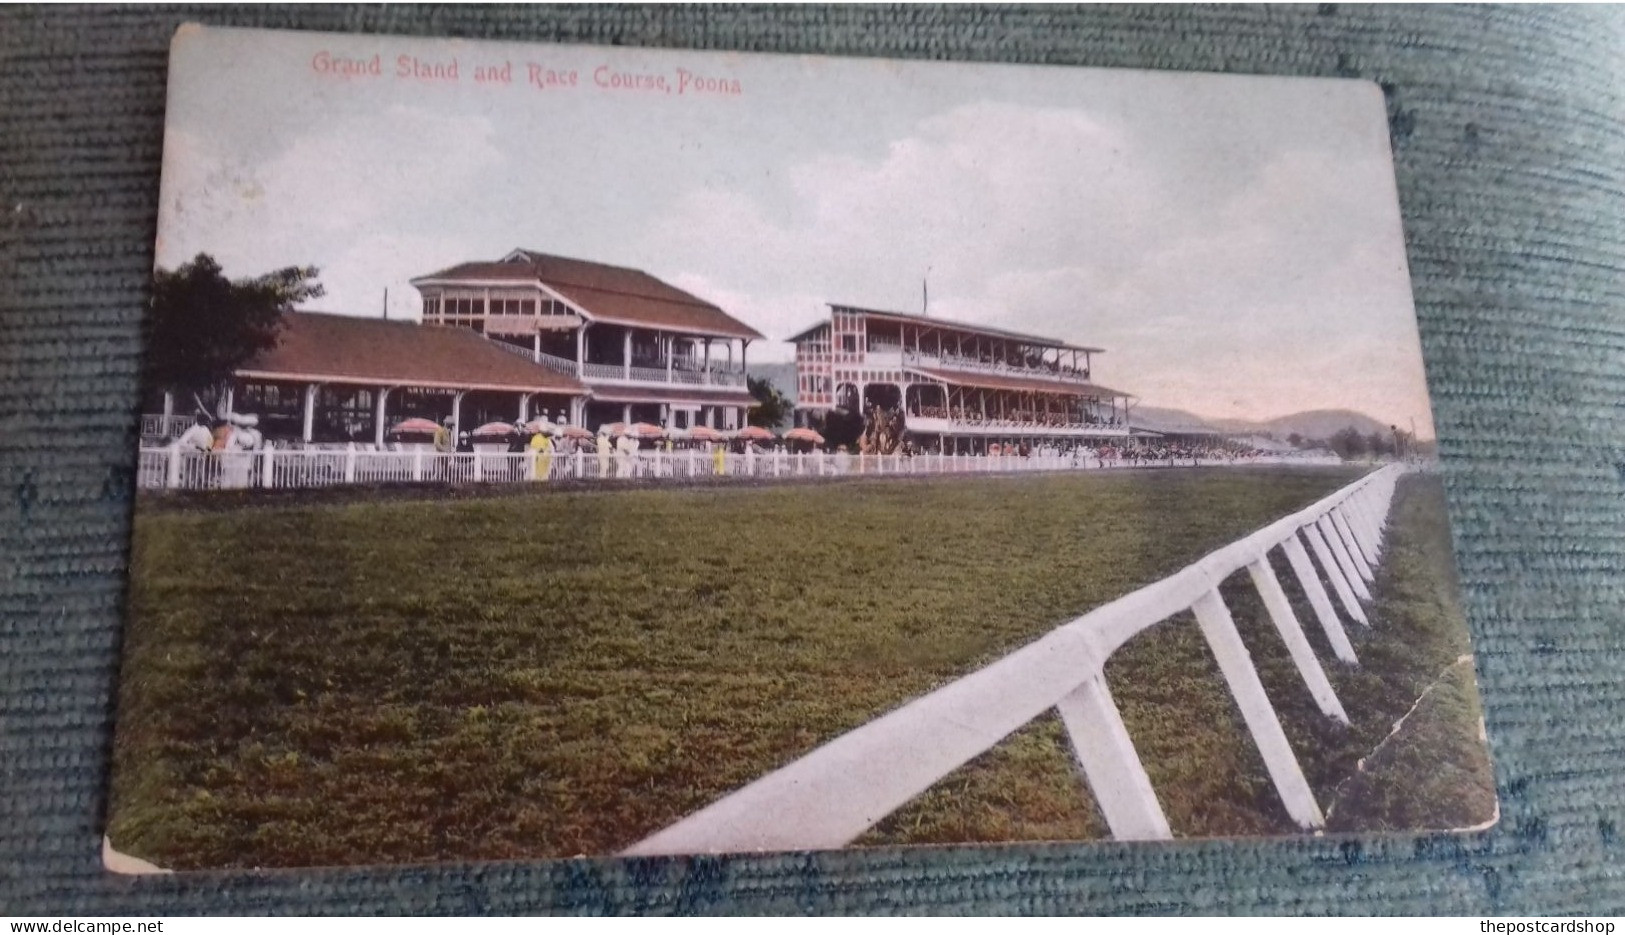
[3,4,1624,915]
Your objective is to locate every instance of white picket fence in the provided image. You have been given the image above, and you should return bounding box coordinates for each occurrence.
[135,444,1346,491]
[623,464,1406,855]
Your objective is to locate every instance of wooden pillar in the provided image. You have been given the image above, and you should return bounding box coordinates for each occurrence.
[451,390,465,444]
[623,328,633,379]
[302,383,318,443]
[373,386,391,448]
[576,324,587,376]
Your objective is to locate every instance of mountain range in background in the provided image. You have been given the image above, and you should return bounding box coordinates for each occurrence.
[1130,406,1402,441]
[747,365,1407,443]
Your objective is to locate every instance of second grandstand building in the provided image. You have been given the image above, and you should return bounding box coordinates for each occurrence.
[788,303,1135,453]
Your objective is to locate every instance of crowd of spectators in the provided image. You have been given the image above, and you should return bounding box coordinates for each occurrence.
[908,349,1092,382]
[904,404,1124,429]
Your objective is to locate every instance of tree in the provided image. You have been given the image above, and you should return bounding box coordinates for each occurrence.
[1328,426,1368,460]
[746,375,793,429]
[1287,432,1303,448]
[143,253,323,413]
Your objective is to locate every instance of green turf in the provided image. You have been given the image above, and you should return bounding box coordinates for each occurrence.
[108,466,1493,869]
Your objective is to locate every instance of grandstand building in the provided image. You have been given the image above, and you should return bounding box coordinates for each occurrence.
[787,303,1135,453]
[411,249,762,433]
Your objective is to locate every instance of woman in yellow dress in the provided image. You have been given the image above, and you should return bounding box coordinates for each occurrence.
[528,429,554,481]
[711,441,726,476]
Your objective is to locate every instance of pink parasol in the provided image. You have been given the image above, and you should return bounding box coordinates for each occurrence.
[734,425,776,442]
[471,421,519,437]
[686,425,725,442]
[388,417,441,436]
[627,422,666,439]
[785,427,825,445]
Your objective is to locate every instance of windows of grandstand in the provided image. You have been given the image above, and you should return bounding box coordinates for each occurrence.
[489,297,538,316]
[444,293,486,317]
[422,296,441,319]
[840,334,858,353]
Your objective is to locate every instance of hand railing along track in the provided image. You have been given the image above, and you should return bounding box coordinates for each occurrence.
[623,465,1404,854]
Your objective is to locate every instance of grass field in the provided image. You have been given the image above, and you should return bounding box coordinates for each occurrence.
[108,466,1495,869]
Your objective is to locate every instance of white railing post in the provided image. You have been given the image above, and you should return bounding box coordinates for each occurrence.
[261,443,275,488]
[165,446,180,489]
[343,443,356,484]
[473,449,483,483]
[1246,558,1349,724]
[1341,503,1381,567]
[1280,534,1358,665]
[1330,510,1376,581]
[412,448,423,482]
[1055,672,1173,841]
[1350,496,1384,559]
[1302,524,1368,625]
[1316,515,1372,602]
[1190,590,1325,830]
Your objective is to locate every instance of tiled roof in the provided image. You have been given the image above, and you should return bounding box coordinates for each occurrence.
[236,312,587,394]
[587,385,758,407]
[786,304,1104,353]
[908,366,1132,398]
[413,249,764,341]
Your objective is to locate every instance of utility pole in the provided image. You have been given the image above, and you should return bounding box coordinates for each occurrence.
[922,265,932,316]
[383,288,389,321]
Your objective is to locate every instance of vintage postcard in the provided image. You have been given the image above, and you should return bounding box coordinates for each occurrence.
[107,24,1495,872]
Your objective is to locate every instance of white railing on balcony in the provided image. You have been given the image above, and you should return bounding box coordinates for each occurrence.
[532,351,578,376]
[578,362,747,387]
[139,414,195,440]
[488,340,535,361]
[623,464,1405,855]
[137,443,1351,492]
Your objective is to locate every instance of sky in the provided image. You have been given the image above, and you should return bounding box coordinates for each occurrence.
[157,25,1435,436]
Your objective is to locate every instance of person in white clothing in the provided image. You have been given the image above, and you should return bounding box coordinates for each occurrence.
[615,431,638,478]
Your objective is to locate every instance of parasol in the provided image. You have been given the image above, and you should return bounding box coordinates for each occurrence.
[785,427,825,445]
[686,425,725,442]
[388,417,441,436]
[471,421,519,437]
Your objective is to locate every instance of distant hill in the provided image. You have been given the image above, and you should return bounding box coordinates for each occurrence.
[1131,406,1394,442]
[1231,409,1393,441]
